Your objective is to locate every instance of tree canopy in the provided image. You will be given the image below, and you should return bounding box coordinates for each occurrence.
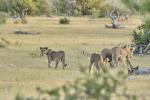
[0,0,150,17]
[0,0,113,17]
[121,0,150,13]
[0,0,51,17]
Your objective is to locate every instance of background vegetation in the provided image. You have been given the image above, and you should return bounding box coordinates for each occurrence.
[0,0,132,17]
[132,18,150,45]
[0,0,150,100]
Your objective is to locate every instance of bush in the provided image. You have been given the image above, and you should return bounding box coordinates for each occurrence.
[59,17,70,24]
[0,13,6,24]
[15,68,137,100]
[132,31,150,45]
[132,30,143,45]
[142,18,150,33]
[21,18,28,24]
[132,18,150,45]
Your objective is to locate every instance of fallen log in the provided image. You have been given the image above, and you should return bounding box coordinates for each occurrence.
[128,66,150,75]
[14,31,41,35]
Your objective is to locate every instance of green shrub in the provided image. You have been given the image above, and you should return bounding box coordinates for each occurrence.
[132,30,143,45]
[59,17,70,24]
[142,18,150,33]
[21,18,28,24]
[132,18,150,45]
[132,31,150,45]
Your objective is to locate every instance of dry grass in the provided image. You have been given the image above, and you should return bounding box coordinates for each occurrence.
[0,16,149,100]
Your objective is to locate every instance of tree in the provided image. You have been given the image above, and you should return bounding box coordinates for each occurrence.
[76,0,105,15]
[0,0,7,12]
[121,0,143,12]
[9,0,37,17]
[0,0,52,17]
[33,0,51,16]
[121,0,150,54]
[121,0,150,13]
[51,0,66,15]
[142,0,150,12]
[105,10,120,29]
[51,0,109,16]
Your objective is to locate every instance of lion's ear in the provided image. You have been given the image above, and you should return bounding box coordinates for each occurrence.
[40,47,42,50]
[123,45,127,48]
[130,48,133,51]
[45,47,48,50]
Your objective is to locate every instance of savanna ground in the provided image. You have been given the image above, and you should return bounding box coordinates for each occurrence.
[0,16,150,100]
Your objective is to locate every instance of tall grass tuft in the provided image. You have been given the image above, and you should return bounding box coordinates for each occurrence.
[0,41,5,48]
[1,38,11,45]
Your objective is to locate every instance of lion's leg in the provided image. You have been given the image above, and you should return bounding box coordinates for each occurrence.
[61,57,67,69]
[102,59,107,66]
[48,59,52,68]
[120,58,126,67]
[95,62,100,75]
[55,60,59,69]
[99,58,104,67]
[122,61,126,67]
[115,58,120,67]
[117,57,122,67]
[112,55,116,67]
[89,61,93,74]
[113,57,118,67]
[109,62,114,67]
[126,58,133,69]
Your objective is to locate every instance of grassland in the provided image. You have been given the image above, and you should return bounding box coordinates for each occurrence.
[0,16,150,100]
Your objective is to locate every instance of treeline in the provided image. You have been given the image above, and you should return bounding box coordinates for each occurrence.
[0,0,149,17]
[0,0,51,17]
[121,0,150,46]
[0,0,123,17]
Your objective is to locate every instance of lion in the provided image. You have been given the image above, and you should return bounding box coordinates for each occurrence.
[101,48,113,67]
[89,53,103,74]
[40,47,67,69]
[111,45,134,68]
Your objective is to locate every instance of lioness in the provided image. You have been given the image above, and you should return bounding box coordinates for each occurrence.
[101,48,113,67]
[89,53,103,74]
[40,47,67,69]
[112,45,134,68]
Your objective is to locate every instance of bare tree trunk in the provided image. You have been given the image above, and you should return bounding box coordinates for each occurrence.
[21,8,28,18]
[144,42,150,54]
[105,10,120,29]
[139,46,144,56]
